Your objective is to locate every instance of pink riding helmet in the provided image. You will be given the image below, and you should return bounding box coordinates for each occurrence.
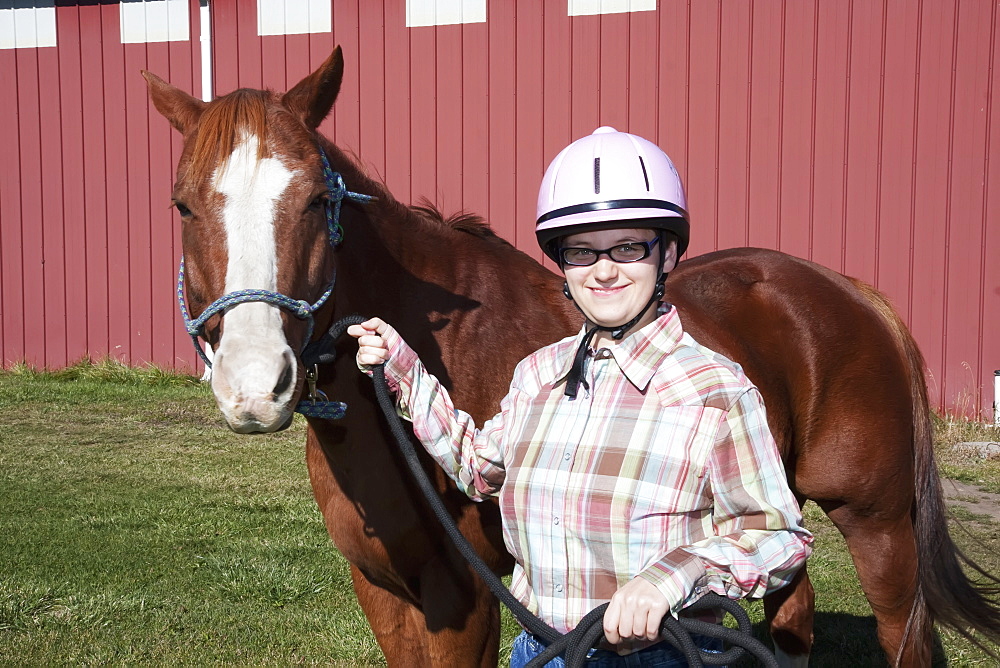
[535,127,689,263]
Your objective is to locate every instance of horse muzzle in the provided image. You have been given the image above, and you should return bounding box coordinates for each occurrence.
[210,343,299,433]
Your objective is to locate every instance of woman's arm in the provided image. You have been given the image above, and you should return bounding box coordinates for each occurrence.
[636,387,813,615]
[348,318,509,500]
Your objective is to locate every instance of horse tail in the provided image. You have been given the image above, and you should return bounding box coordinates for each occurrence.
[853,279,1000,657]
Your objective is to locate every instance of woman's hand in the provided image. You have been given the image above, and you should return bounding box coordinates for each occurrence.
[603,577,670,646]
[347,317,392,367]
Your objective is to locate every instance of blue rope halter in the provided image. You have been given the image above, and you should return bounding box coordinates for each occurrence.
[176,145,376,419]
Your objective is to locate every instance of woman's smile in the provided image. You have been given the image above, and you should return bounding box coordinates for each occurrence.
[589,284,627,296]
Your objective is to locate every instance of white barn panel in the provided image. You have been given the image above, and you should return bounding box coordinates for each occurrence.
[568,0,656,17]
[120,0,190,44]
[0,1,56,50]
[257,0,330,36]
[406,0,486,28]
[200,1,212,101]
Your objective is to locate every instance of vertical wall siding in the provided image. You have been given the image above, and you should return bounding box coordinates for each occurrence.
[1,0,996,418]
[0,1,202,371]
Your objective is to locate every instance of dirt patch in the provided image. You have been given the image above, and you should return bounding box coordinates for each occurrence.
[943,478,1000,524]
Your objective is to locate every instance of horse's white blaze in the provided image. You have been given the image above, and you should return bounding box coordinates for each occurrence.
[210,134,299,432]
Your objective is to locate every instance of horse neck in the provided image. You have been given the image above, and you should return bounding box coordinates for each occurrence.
[314,145,461,315]
[317,137,580,357]
[337,204,469,318]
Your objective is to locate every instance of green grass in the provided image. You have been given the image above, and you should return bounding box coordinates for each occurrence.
[0,363,379,665]
[1,363,998,665]
[933,414,1000,495]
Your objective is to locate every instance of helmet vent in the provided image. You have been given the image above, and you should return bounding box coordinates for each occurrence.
[593,157,601,194]
[639,156,650,191]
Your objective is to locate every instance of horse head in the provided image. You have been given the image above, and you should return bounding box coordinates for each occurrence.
[143,48,349,433]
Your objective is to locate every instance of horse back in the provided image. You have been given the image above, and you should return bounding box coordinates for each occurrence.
[666,247,919,503]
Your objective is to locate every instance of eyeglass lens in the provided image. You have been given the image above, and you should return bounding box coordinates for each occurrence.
[560,239,657,266]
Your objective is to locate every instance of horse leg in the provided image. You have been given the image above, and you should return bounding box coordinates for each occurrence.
[764,565,815,667]
[414,553,502,668]
[826,506,930,666]
[350,559,501,668]
[350,564,432,666]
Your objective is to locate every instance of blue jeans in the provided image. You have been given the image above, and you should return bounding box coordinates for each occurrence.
[509,630,725,667]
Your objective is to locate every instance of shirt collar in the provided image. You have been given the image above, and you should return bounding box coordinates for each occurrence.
[554,304,684,392]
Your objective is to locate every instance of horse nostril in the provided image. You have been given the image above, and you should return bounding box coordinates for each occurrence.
[272,358,294,398]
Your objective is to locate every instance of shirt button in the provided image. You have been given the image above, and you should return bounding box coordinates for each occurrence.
[555,584,563,593]
[564,452,571,461]
[553,517,560,525]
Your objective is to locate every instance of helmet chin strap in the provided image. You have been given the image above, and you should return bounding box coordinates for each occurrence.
[563,273,667,399]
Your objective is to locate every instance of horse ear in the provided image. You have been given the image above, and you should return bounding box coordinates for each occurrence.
[282,46,344,131]
[142,70,207,134]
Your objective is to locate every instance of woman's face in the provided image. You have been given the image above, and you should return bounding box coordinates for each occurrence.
[561,227,677,346]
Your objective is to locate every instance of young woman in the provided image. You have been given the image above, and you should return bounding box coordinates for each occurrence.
[349,128,812,666]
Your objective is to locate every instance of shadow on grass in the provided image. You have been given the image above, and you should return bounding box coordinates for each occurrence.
[731,612,950,667]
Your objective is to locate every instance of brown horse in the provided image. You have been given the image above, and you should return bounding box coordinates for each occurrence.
[143,48,999,667]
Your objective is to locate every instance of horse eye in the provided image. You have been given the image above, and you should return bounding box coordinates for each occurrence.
[308,195,327,211]
[174,201,192,217]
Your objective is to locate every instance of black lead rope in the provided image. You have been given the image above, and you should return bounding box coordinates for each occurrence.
[322,315,778,668]
[301,315,365,368]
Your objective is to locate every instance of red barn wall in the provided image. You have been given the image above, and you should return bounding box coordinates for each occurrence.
[0,0,203,372]
[1,0,997,419]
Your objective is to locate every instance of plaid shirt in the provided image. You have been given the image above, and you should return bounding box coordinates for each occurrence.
[379,306,812,636]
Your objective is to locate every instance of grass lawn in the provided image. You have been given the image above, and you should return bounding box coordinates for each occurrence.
[1,361,998,665]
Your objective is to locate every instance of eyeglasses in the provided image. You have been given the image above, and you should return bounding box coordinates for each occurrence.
[559,237,660,266]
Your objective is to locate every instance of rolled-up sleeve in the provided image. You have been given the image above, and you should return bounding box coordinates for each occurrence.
[638,388,813,612]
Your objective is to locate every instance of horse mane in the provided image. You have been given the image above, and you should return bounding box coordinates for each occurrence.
[186,88,272,183]
[409,199,511,245]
